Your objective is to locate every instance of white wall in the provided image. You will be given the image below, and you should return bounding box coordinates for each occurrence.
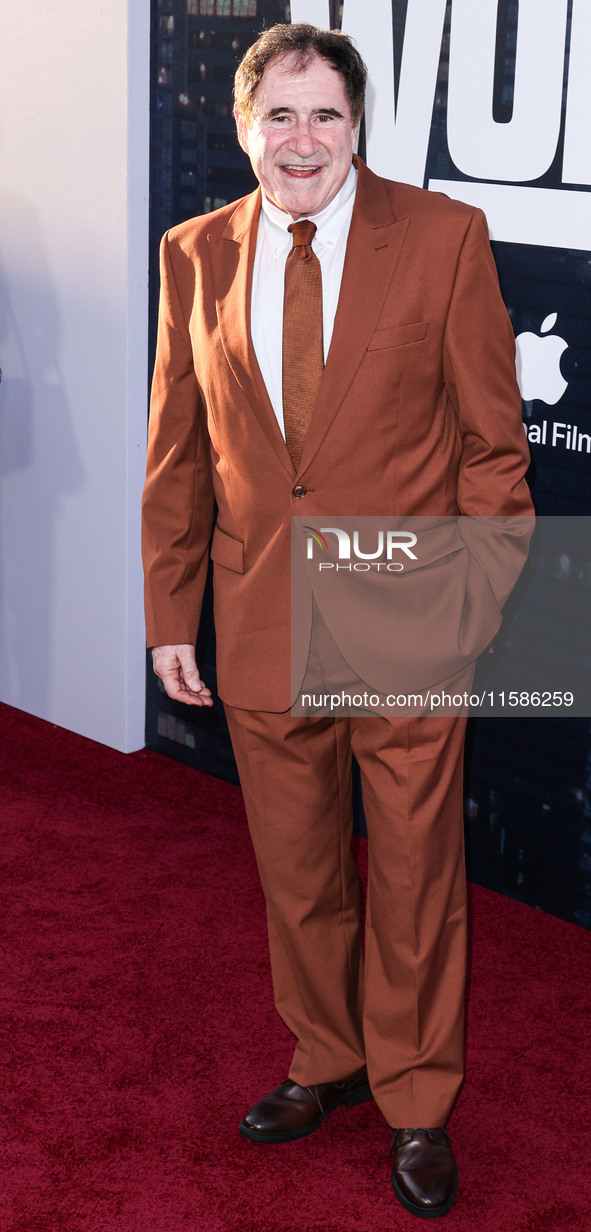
[0,0,149,751]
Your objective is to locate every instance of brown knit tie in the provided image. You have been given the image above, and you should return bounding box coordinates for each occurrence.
[282,220,324,469]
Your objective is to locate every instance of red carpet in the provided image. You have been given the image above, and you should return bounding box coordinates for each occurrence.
[1,701,590,1232]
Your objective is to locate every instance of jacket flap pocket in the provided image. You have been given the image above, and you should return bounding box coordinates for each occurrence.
[367,321,429,351]
[210,526,244,574]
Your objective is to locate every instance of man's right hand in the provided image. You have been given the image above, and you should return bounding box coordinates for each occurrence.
[151,644,213,707]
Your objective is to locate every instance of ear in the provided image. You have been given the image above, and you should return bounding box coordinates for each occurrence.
[234,105,250,154]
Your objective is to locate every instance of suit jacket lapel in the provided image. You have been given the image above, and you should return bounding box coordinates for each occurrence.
[298,159,409,475]
[209,189,295,476]
[209,159,410,479]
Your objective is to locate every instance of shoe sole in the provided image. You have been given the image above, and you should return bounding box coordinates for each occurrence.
[238,1082,372,1144]
[391,1166,459,1218]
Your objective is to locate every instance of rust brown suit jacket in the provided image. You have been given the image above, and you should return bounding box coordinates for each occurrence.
[142,156,534,711]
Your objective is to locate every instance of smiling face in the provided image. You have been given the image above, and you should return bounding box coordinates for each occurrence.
[234,53,359,219]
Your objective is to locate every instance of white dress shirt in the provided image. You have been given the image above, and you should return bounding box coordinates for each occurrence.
[250,163,357,437]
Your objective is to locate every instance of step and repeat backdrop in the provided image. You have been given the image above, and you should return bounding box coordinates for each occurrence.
[146,0,591,927]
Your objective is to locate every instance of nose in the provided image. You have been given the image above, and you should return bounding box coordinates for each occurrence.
[289,119,316,157]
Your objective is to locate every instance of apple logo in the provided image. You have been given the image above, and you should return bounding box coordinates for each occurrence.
[515,312,568,405]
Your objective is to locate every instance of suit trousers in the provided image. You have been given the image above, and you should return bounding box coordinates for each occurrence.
[224,625,469,1129]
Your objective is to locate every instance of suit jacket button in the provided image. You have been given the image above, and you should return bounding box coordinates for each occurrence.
[292,485,307,498]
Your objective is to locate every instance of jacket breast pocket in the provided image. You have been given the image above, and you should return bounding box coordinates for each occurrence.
[210,525,244,574]
[367,321,429,351]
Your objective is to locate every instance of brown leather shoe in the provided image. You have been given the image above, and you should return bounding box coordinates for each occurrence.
[390,1127,458,1218]
[239,1066,371,1143]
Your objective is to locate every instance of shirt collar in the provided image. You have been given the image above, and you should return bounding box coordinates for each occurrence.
[260,163,357,250]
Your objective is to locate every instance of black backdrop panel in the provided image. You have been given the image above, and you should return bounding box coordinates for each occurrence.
[146,0,591,929]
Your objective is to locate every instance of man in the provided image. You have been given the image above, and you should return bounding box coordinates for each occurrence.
[142,23,533,1219]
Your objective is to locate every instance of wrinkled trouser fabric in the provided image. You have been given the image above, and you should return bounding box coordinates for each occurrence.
[224,619,469,1129]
